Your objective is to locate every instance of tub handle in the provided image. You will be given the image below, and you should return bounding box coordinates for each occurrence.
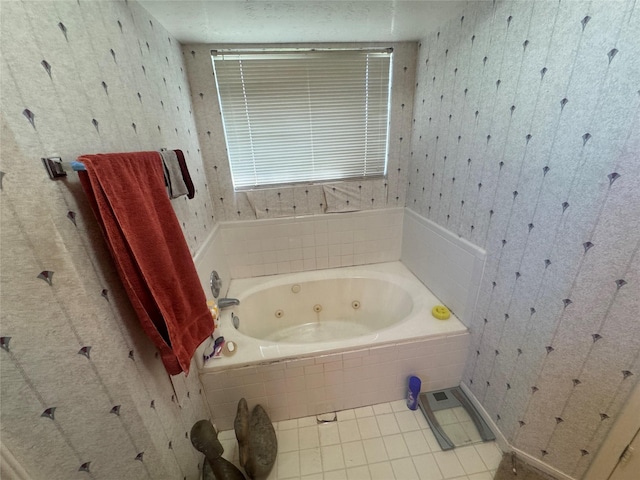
[210,270,222,298]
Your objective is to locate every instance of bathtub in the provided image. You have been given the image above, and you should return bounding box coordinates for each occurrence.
[196,262,470,430]
[198,262,466,369]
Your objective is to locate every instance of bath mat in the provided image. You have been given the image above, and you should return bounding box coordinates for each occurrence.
[494,453,558,480]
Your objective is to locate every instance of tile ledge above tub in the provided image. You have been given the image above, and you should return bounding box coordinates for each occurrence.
[403,208,486,258]
[401,208,486,326]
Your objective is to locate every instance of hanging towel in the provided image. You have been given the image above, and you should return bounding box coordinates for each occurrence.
[174,149,195,199]
[77,151,213,375]
[160,149,189,198]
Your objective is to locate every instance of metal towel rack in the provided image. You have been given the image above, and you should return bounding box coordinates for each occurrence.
[43,150,168,180]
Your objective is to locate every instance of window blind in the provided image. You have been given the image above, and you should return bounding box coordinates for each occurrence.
[211,48,392,190]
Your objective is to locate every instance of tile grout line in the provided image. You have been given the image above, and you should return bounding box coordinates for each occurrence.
[218,400,503,479]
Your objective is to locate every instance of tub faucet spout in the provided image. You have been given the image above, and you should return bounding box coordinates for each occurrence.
[218,298,240,309]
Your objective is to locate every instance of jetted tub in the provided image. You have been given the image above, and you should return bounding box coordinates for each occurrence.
[197,262,468,370]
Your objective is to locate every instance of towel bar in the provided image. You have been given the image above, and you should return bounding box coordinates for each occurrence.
[43,149,168,180]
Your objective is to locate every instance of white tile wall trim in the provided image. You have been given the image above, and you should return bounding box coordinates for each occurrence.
[202,333,469,431]
[460,383,576,480]
[401,208,486,325]
[217,208,404,279]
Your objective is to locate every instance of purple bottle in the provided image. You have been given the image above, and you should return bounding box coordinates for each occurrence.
[406,376,421,410]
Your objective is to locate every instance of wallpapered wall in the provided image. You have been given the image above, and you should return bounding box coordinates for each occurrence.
[408,0,639,478]
[182,42,417,221]
[0,1,216,479]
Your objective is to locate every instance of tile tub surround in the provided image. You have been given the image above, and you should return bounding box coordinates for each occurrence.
[193,217,475,432]
[200,332,469,431]
[216,399,503,480]
[217,208,404,279]
[191,208,485,315]
[401,208,486,325]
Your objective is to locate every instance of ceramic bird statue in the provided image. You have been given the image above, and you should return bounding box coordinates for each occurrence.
[190,419,246,480]
[234,398,277,479]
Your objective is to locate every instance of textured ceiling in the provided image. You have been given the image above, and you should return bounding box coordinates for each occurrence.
[138,1,468,44]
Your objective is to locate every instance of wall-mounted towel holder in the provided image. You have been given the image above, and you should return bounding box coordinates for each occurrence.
[42,156,92,178]
[43,150,168,180]
[42,157,69,179]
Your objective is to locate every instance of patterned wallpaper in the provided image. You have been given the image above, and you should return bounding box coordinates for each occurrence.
[182,42,417,221]
[1,1,215,478]
[407,0,639,478]
[3,0,639,479]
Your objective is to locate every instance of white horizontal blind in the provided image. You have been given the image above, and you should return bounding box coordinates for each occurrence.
[212,49,392,190]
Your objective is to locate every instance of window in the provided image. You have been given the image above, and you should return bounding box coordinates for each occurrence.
[211,48,393,191]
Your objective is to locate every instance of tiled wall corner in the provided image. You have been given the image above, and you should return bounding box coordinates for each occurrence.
[401,208,486,325]
[201,333,469,431]
[193,224,231,300]
[218,208,404,279]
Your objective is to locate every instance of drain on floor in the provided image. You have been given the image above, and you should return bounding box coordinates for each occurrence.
[316,412,337,423]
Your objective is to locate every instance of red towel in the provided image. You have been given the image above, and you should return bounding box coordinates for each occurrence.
[78,151,213,375]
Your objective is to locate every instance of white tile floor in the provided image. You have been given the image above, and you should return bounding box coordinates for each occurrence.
[217,400,503,480]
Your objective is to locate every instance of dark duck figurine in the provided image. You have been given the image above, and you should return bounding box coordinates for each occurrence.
[190,419,246,480]
[234,398,278,479]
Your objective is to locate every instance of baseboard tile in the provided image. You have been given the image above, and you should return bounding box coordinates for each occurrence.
[459,382,576,480]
